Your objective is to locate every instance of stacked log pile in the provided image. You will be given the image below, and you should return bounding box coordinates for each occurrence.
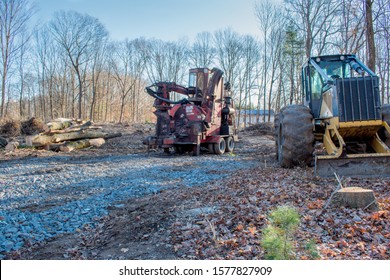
[25,118,121,152]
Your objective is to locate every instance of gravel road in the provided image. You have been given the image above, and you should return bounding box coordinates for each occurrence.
[0,151,260,255]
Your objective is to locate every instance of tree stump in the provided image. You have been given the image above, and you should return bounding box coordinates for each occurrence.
[330,187,379,210]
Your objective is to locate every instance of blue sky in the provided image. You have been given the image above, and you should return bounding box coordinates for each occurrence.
[34,0,261,41]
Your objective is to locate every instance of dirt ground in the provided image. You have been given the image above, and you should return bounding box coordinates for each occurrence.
[1,123,270,259]
[2,123,390,260]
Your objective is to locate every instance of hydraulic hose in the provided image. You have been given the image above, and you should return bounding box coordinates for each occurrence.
[146,86,188,105]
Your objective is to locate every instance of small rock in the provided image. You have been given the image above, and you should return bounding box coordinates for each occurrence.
[248,196,258,204]
[352,214,362,222]
[120,248,129,253]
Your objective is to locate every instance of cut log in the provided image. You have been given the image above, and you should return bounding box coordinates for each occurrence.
[59,138,105,152]
[60,139,91,152]
[43,143,65,152]
[53,117,73,122]
[26,131,121,147]
[103,132,122,139]
[88,138,105,147]
[329,187,379,210]
[49,121,92,134]
[52,130,106,143]
[46,120,73,131]
[25,134,53,146]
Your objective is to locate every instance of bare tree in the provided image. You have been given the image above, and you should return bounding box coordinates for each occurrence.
[255,0,274,120]
[0,0,34,117]
[283,23,305,106]
[266,25,285,120]
[284,0,341,57]
[337,0,366,54]
[375,0,390,103]
[237,35,261,126]
[189,32,216,68]
[165,40,189,84]
[255,0,286,121]
[214,28,243,94]
[89,35,108,121]
[110,39,145,123]
[142,38,188,85]
[18,30,29,118]
[365,0,376,71]
[34,24,60,120]
[49,10,108,119]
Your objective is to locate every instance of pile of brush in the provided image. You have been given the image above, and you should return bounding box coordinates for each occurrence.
[0,118,46,151]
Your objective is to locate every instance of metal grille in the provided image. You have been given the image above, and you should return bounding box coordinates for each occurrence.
[336,76,380,122]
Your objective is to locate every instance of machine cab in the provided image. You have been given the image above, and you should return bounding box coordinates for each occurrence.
[188,68,210,100]
[302,54,378,120]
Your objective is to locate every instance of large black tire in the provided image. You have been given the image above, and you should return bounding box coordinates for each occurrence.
[277,105,314,168]
[175,145,188,154]
[382,104,390,146]
[225,136,235,153]
[213,138,226,155]
[208,143,215,154]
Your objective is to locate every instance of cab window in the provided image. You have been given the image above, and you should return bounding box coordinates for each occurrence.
[189,72,196,87]
[310,66,323,101]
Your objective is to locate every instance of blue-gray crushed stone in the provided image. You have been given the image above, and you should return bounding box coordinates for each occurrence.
[0,153,258,254]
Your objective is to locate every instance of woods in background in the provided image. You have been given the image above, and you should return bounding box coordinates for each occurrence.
[1,0,390,126]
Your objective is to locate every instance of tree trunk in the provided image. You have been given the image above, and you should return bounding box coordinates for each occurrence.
[365,0,376,71]
[1,66,7,117]
[25,134,53,146]
[76,69,83,119]
[52,130,107,143]
[59,138,105,152]
[46,120,73,131]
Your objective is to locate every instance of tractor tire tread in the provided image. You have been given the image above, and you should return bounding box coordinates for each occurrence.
[278,105,314,168]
